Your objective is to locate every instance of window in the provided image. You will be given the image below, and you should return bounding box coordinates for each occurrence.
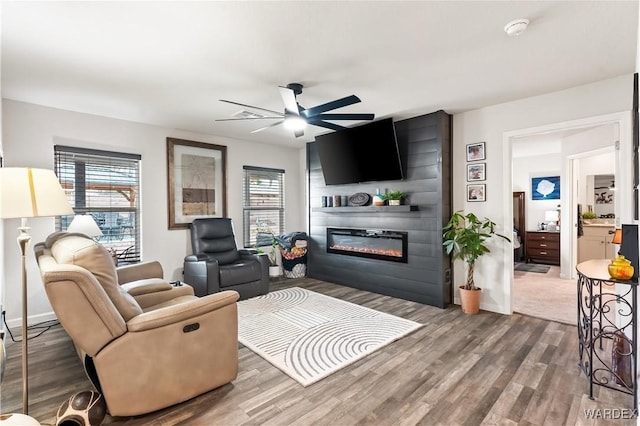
[243,166,285,247]
[54,145,141,264]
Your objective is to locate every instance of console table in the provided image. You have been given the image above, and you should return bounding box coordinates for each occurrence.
[577,259,637,410]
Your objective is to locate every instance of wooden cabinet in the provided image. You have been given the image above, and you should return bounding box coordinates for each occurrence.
[578,225,616,263]
[526,231,560,265]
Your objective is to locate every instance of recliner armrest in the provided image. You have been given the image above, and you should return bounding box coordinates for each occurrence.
[185,253,211,262]
[238,249,258,255]
[126,290,239,332]
[121,278,172,296]
[117,261,163,284]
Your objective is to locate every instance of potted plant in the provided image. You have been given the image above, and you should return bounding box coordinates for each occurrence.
[442,210,510,314]
[267,239,280,277]
[255,239,280,277]
[382,190,406,206]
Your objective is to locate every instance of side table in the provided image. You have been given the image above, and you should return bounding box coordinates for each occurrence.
[577,259,637,410]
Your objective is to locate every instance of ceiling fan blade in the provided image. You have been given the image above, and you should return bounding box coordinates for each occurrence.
[278,86,300,115]
[219,99,283,116]
[307,120,347,132]
[311,113,375,121]
[301,95,361,118]
[250,121,284,134]
[215,117,283,121]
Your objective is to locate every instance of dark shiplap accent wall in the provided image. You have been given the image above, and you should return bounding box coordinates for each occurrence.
[306,110,452,308]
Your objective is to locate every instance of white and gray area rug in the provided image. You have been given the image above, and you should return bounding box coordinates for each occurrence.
[237,287,423,386]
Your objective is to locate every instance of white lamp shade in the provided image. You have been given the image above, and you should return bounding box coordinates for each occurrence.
[67,215,103,237]
[0,168,74,219]
[544,210,560,222]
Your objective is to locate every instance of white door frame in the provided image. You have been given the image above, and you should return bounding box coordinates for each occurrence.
[501,111,633,314]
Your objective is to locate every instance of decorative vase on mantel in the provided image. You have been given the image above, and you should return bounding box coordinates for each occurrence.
[372,188,385,206]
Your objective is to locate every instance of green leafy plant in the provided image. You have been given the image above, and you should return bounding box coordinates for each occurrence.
[381,190,405,201]
[254,238,279,266]
[267,238,279,266]
[442,211,510,290]
[582,211,597,219]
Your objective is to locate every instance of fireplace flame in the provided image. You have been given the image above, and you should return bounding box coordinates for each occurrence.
[330,244,402,258]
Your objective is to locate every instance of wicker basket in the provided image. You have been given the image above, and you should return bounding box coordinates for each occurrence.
[282,254,307,278]
[284,263,307,278]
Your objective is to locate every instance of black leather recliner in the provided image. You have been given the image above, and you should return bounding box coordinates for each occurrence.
[183,218,270,300]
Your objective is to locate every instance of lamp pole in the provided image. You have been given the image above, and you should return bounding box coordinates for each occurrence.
[17,219,31,415]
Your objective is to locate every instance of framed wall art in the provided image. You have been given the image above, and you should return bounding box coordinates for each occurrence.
[531,175,560,200]
[467,163,486,182]
[466,142,485,162]
[467,184,486,202]
[167,137,227,230]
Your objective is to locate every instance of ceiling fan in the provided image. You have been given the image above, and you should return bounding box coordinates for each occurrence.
[216,83,375,137]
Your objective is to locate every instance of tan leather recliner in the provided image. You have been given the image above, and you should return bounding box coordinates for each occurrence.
[34,232,239,417]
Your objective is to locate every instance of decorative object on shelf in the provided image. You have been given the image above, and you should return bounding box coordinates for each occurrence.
[443,210,510,314]
[55,391,106,426]
[340,195,348,207]
[466,142,485,162]
[348,192,370,206]
[321,196,328,207]
[0,168,74,415]
[467,163,486,182]
[333,195,341,207]
[381,190,406,206]
[608,255,634,280]
[372,188,384,206]
[467,184,486,202]
[531,175,560,200]
[0,414,40,425]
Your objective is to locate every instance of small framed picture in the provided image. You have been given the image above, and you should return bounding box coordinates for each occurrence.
[467,184,486,202]
[467,163,486,182]
[466,142,486,162]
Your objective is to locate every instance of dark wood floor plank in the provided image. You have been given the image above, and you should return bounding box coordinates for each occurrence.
[1,278,636,425]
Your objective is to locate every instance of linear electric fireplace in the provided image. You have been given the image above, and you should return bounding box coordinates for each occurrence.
[326,227,408,263]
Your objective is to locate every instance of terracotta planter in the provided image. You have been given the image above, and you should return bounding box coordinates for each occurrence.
[459,286,481,314]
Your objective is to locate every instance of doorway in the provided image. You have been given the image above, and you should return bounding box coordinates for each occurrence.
[503,111,632,318]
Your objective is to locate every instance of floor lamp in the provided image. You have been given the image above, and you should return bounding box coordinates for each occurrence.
[0,168,73,417]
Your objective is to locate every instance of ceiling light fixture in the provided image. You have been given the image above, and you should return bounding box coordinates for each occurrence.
[504,18,529,36]
[283,115,307,132]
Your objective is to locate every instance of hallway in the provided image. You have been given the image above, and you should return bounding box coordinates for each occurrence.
[513,264,576,325]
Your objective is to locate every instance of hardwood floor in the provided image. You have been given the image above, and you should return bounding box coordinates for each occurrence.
[1,278,636,425]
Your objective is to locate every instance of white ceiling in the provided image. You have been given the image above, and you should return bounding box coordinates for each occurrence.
[2,1,638,148]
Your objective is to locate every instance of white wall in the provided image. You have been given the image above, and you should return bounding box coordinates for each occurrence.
[1,99,305,327]
[452,74,633,315]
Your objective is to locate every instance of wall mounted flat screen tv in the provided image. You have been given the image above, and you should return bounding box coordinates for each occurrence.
[315,117,403,185]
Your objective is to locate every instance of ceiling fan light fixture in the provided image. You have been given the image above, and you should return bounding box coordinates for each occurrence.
[283,115,307,131]
[504,18,529,36]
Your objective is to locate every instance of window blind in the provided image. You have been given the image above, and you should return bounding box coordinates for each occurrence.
[54,145,142,264]
[242,166,285,247]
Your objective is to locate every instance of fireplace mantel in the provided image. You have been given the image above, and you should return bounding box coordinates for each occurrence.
[311,205,418,213]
